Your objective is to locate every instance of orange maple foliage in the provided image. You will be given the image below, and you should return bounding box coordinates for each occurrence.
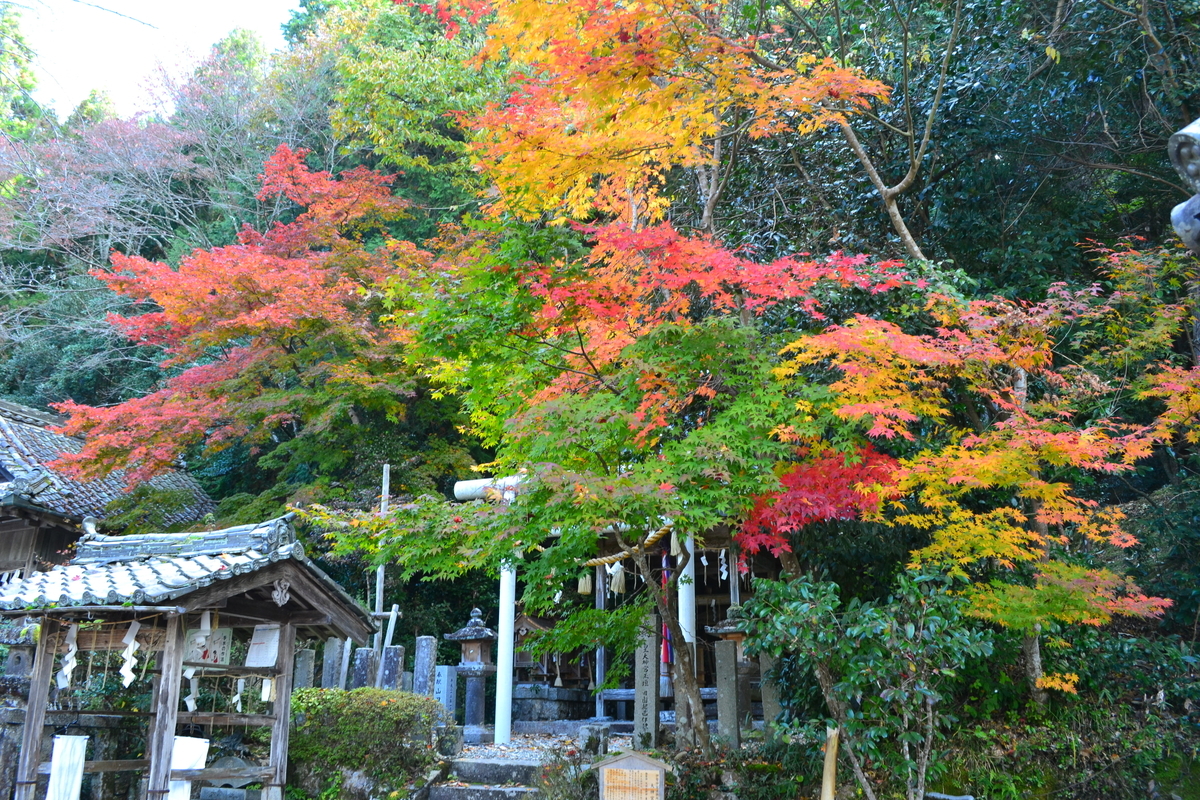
[447,0,888,219]
[778,288,1169,627]
[503,221,917,441]
[54,145,425,484]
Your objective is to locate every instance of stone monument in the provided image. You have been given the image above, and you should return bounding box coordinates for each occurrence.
[413,635,438,696]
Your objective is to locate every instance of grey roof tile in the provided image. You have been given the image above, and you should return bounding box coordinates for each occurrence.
[0,516,370,634]
[0,399,213,524]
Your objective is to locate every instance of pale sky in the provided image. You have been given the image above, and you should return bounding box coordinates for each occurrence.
[18,0,303,119]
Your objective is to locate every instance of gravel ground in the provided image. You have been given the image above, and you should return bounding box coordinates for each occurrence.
[461,733,633,761]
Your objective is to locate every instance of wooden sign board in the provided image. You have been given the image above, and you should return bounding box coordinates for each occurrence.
[185,627,233,665]
[595,751,668,800]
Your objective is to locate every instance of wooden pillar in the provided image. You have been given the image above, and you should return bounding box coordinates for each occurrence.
[14,617,59,800]
[146,614,184,800]
[265,622,297,800]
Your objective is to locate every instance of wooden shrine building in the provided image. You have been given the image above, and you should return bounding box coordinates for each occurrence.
[0,399,211,577]
[0,513,374,800]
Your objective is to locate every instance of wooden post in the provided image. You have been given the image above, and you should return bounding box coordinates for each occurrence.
[594,564,606,719]
[146,614,184,799]
[265,622,297,800]
[14,617,59,800]
[820,726,840,800]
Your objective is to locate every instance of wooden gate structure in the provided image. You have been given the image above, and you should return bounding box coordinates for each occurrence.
[0,514,373,800]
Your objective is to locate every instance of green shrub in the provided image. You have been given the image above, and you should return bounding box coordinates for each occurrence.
[289,688,449,797]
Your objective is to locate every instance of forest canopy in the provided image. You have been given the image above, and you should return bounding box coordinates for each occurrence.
[3,0,1200,794]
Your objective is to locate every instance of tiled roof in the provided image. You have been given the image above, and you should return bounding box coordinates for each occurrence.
[0,517,368,625]
[0,399,213,524]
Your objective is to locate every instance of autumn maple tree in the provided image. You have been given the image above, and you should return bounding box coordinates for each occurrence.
[768,255,1182,703]
[53,145,451,492]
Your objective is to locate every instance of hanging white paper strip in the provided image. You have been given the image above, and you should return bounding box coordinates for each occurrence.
[718,550,729,582]
[183,677,199,712]
[55,624,79,691]
[232,678,245,712]
[119,621,141,687]
[45,735,88,800]
[167,736,209,800]
[261,678,274,702]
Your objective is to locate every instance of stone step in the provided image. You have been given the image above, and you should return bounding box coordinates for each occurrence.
[428,785,539,800]
[450,758,542,786]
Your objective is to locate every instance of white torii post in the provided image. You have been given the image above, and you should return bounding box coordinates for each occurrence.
[454,476,523,745]
[679,533,696,650]
[495,562,517,743]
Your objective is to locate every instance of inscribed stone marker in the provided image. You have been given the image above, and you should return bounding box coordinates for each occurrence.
[434,665,457,713]
[758,653,782,738]
[714,639,741,747]
[293,650,315,690]
[351,648,378,689]
[321,639,341,689]
[413,635,437,696]
[632,615,661,750]
[380,645,405,690]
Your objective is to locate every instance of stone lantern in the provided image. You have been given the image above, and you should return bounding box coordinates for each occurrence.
[704,604,748,659]
[1169,118,1200,254]
[445,608,497,744]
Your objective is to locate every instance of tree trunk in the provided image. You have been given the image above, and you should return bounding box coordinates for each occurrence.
[1024,492,1050,709]
[631,546,713,756]
[1022,627,1049,708]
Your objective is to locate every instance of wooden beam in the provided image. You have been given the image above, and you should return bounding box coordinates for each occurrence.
[180,560,374,643]
[276,564,374,643]
[176,713,275,727]
[146,614,184,800]
[170,766,273,782]
[38,759,149,775]
[179,662,280,677]
[220,600,330,626]
[14,617,59,800]
[265,621,296,800]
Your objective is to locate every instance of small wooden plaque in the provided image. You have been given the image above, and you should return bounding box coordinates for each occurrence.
[605,767,660,799]
[595,751,667,800]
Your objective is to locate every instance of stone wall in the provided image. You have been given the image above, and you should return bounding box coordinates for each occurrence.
[512,684,592,720]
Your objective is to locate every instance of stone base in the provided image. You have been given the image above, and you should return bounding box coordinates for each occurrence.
[463,724,494,744]
[511,684,592,720]
[199,789,262,800]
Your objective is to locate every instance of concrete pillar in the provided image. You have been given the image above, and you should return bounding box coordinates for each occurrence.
[714,639,741,747]
[321,638,342,689]
[294,649,315,690]
[351,648,378,689]
[495,562,516,744]
[380,646,405,690]
[633,615,661,750]
[413,636,438,696]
